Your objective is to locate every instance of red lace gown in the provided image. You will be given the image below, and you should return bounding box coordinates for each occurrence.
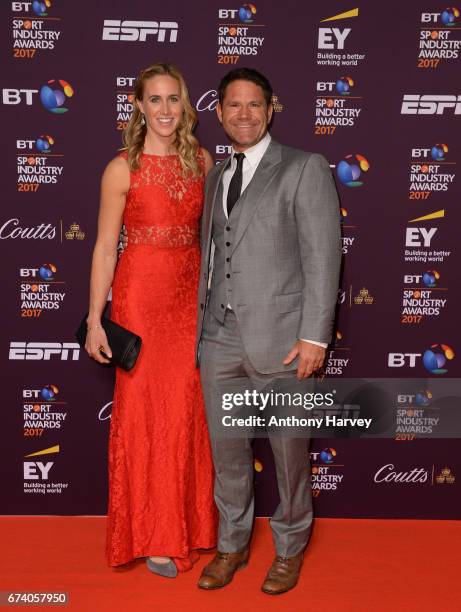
[107,153,217,569]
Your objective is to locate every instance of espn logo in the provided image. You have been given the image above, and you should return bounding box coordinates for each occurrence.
[401,95,461,115]
[102,20,178,42]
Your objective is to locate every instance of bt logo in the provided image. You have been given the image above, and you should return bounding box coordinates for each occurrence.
[20,264,57,280]
[411,144,448,160]
[116,77,136,87]
[16,135,54,152]
[40,79,74,113]
[421,8,459,25]
[403,270,440,287]
[11,1,51,15]
[3,79,74,112]
[216,145,233,155]
[218,5,257,22]
[336,154,370,187]
[316,77,354,94]
[23,385,59,400]
[397,390,433,406]
[388,344,454,373]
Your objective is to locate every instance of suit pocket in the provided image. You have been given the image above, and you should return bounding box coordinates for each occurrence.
[276,292,302,313]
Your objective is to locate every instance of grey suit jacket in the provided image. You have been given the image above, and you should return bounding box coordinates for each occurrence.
[196,139,342,374]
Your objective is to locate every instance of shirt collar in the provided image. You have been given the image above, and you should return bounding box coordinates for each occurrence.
[231,132,271,169]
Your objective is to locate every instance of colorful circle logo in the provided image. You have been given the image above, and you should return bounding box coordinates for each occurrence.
[441,7,459,26]
[40,79,74,114]
[431,143,448,161]
[239,3,257,23]
[336,76,354,95]
[320,448,337,463]
[423,344,454,374]
[32,0,51,16]
[337,154,370,187]
[35,135,54,153]
[422,270,440,288]
[41,384,59,400]
[415,390,432,406]
[39,263,57,280]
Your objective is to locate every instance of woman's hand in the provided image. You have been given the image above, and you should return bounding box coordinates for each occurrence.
[85,324,113,364]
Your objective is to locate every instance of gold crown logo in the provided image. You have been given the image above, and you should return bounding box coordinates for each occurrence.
[436,467,455,484]
[354,287,374,305]
[65,223,85,240]
[271,94,284,113]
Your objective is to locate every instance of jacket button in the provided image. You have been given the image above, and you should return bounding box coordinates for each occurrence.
[225,226,231,231]
[226,273,230,278]
[226,241,230,247]
[221,304,225,309]
[226,257,230,262]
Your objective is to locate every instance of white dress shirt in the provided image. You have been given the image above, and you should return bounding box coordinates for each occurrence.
[218,132,327,349]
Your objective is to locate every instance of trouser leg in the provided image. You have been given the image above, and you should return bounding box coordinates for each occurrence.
[200,309,254,552]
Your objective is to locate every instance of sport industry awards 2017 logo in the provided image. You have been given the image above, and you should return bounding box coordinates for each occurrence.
[11,0,62,58]
[114,77,135,131]
[16,134,64,191]
[217,4,266,64]
[394,389,440,440]
[22,385,68,438]
[409,143,455,200]
[314,76,363,135]
[401,270,448,324]
[310,448,345,495]
[419,7,461,67]
[19,263,66,318]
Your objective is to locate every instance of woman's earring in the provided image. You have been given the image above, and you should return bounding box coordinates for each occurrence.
[140,114,145,126]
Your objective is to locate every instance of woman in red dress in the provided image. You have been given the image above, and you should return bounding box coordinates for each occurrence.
[85,63,217,577]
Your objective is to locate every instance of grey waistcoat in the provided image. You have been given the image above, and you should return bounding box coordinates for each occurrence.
[208,179,247,322]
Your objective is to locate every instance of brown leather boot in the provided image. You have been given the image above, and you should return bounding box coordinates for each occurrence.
[261,552,303,595]
[198,549,249,590]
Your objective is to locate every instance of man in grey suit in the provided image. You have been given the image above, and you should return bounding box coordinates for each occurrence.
[196,68,341,595]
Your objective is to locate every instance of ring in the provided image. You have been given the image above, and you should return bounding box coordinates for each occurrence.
[99,345,104,352]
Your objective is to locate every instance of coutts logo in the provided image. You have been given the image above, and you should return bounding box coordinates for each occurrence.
[374,463,428,483]
[0,218,56,239]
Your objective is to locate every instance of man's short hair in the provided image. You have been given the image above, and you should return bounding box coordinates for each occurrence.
[218,67,273,106]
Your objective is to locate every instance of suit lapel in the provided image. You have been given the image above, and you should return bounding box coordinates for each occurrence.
[204,157,230,252]
[231,140,282,255]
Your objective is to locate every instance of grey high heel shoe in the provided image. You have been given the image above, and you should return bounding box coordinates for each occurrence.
[145,557,178,578]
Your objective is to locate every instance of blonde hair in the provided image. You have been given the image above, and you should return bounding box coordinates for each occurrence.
[122,63,201,176]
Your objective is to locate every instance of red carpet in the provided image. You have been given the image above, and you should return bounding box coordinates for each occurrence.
[0,517,459,611]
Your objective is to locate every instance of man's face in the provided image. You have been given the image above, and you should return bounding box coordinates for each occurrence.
[216,79,273,152]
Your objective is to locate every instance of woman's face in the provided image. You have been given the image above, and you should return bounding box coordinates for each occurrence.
[137,75,184,141]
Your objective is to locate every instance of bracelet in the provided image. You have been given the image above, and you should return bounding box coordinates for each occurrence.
[87,323,103,331]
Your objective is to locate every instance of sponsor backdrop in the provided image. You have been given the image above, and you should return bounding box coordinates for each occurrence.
[1,0,460,518]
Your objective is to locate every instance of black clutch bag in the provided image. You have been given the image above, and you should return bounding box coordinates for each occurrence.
[76,314,142,371]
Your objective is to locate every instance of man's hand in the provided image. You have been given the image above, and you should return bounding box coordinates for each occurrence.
[118,224,128,256]
[283,340,326,380]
